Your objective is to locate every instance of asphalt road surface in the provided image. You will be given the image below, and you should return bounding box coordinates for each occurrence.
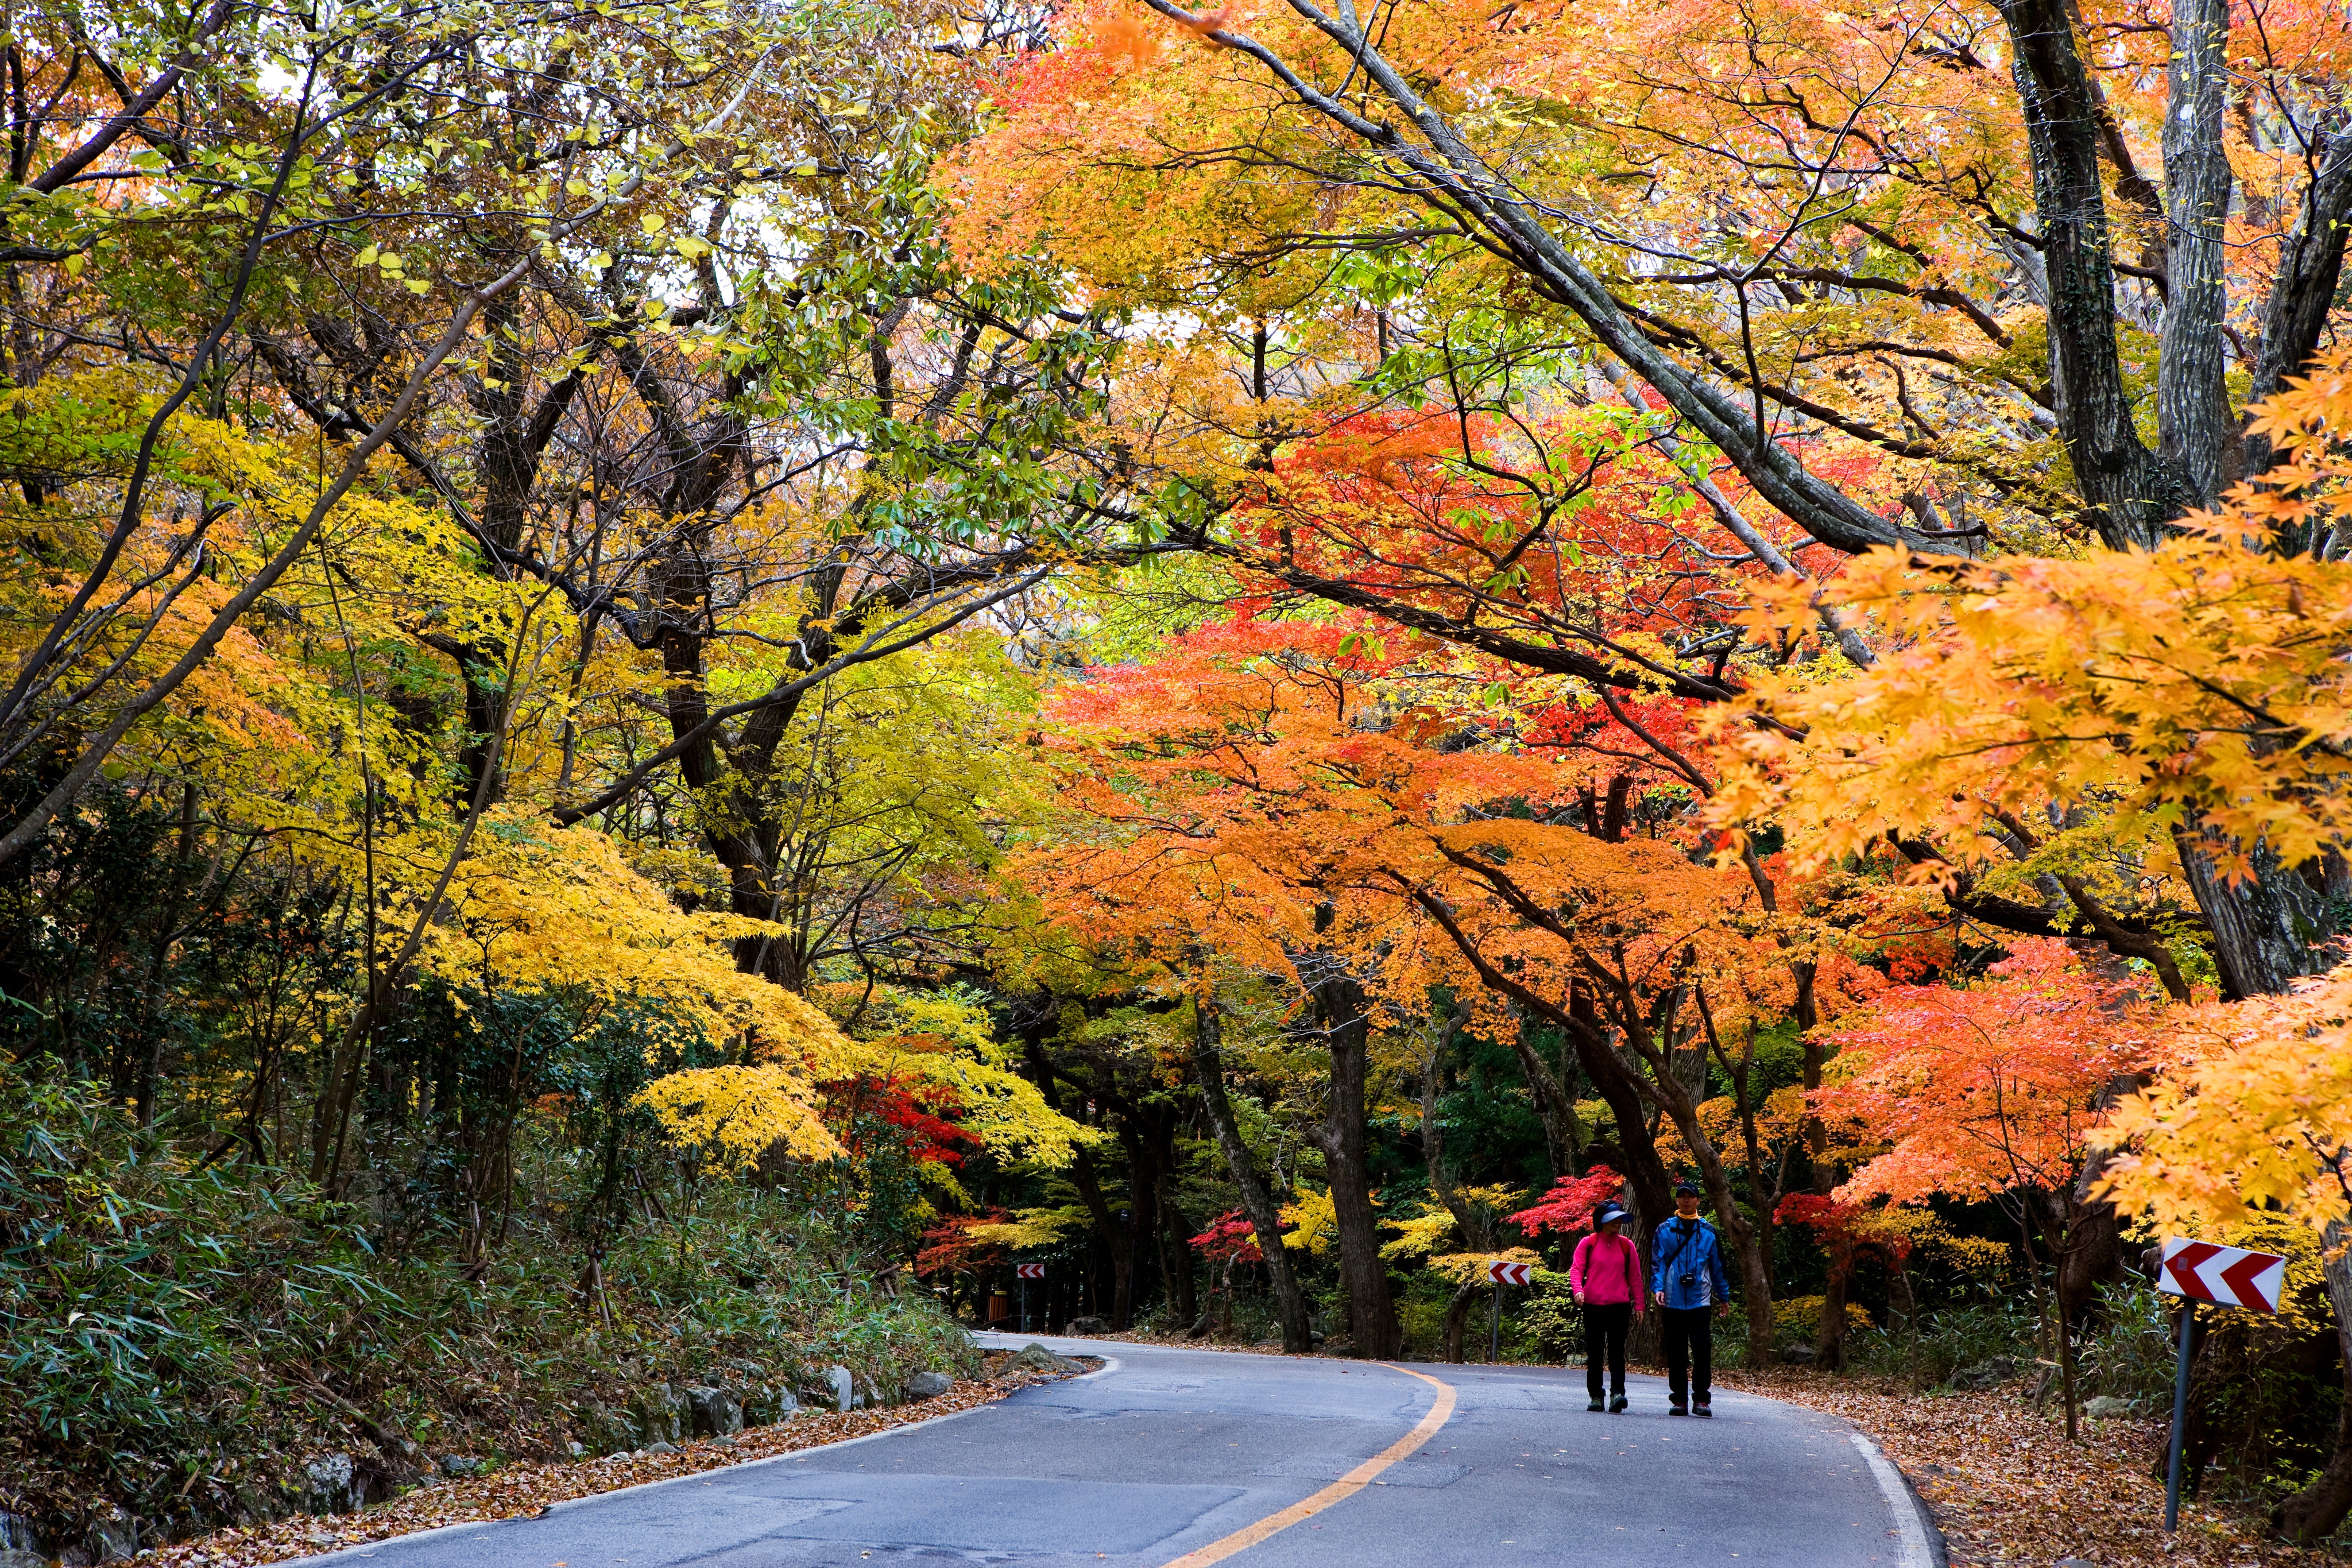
[291,1333,1938,1568]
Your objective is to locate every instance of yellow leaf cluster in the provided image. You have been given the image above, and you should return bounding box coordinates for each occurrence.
[2095,961,2352,1241]
[1279,1187,1337,1255]
[964,1205,1091,1249]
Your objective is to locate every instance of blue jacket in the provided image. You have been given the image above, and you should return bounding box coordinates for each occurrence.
[1650,1215,1731,1310]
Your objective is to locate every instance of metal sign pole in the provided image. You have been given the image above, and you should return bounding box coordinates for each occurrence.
[1489,1280,1503,1363]
[2165,1303,2196,1531]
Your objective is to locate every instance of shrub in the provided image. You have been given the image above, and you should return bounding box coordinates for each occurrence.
[1774,1295,1874,1342]
[0,1063,976,1550]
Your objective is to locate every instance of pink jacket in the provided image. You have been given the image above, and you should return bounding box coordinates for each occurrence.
[1570,1232,1645,1312]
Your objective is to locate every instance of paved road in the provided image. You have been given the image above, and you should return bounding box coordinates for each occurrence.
[294,1335,1936,1568]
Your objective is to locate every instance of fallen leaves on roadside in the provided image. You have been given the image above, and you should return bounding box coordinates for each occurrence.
[1724,1369,2331,1568]
[144,1357,1094,1568]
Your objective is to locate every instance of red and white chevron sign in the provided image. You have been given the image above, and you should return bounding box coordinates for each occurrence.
[1015,1263,1045,1280]
[1487,1260,1533,1286]
[2158,1238,2286,1314]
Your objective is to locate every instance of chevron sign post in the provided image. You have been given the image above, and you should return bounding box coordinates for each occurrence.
[1486,1260,1533,1361]
[2158,1238,2287,1313]
[2161,1237,2289,1531]
[1014,1263,1045,1331]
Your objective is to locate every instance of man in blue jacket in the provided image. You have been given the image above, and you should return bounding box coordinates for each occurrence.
[1650,1182,1732,1416]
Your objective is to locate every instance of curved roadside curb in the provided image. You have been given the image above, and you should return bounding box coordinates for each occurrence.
[1848,1428,1950,1568]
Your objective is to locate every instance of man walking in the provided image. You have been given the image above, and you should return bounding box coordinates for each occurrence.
[1650,1182,1731,1416]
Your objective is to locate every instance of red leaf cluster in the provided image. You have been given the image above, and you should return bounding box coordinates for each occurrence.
[1510,1166,1627,1237]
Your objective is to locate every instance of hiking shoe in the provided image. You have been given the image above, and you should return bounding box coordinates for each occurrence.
[1610,1395,1628,1414]
[1693,1403,1714,1418]
[1588,1399,1605,1412]
[1668,1401,1689,1416]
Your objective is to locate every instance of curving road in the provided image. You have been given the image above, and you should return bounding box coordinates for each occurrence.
[289,1334,1938,1568]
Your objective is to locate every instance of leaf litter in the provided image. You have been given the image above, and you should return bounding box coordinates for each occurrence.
[1727,1369,2339,1567]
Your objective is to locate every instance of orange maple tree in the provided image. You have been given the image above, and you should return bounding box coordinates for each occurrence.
[1024,610,1839,1360]
[1816,938,2157,1422]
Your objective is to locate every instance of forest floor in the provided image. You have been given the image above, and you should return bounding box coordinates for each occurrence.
[143,1353,1097,1568]
[1716,1368,2336,1567]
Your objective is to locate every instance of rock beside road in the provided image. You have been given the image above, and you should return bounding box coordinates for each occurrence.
[1005,1342,1086,1376]
[904,1370,955,1399]
[634,1383,688,1446]
[687,1385,745,1438]
[1947,1356,2018,1391]
[301,1455,364,1516]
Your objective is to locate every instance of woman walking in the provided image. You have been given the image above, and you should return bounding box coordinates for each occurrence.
[1569,1201,1642,1412]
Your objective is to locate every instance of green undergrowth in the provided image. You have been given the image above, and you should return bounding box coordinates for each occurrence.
[0,1066,977,1548]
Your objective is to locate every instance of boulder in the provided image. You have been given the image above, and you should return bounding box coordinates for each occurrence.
[1007,1342,1084,1376]
[1778,1345,1816,1365]
[577,1399,641,1457]
[1066,1315,1109,1336]
[827,1365,856,1413]
[904,1370,955,1400]
[742,1385,799,1426]
[634,1383,687,1445]
[1949,1356,2019,1392]
[643,1441,678,1456]
[231,1482,291,1526]
[0,1511,48,1568]
[302,1453,365,1515]
[2083,1395,2137,1421]
[437,1455,486,1478]
[687,1385,744,1438]
[80,1507,137,1564]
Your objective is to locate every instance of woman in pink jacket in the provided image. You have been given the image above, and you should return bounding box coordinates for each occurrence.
[1570,1201,1643,1412]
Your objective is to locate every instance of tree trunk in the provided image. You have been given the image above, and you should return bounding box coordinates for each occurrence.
[1190,998,1315,1353]
[2057,1291,2080,1442]
[1302,959,1400,1358]
[1157,1165,1198,1328]
[1442,1278,1483,1364]
[2174,826,2335,1000]
[1815,1229,1854,1372]
[1023,1039,1137,1327]
[2273,1222,2352,1540]
[1886,1252,1916,1339]
[1116,1121,1160,1330]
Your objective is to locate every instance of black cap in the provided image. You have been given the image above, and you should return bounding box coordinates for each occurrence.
[1674,1182,1700,1199]
[1594,1202,1628,1226]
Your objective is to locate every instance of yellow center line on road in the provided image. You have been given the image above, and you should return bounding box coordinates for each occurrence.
[1156,1364,1459,1568]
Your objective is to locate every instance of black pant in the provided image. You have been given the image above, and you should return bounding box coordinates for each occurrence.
[1583,1303,1631,1400]
[1662,1306,1713,1405]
